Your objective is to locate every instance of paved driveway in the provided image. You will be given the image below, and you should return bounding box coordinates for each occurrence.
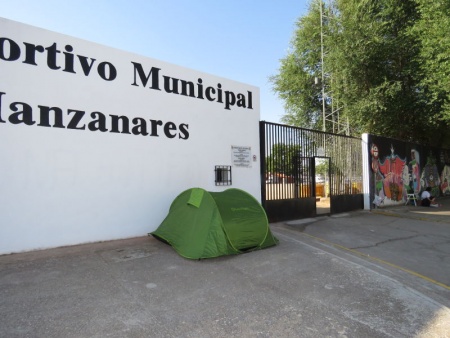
[1,203,449,337]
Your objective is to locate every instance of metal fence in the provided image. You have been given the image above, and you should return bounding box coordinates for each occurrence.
[260,121,363,221]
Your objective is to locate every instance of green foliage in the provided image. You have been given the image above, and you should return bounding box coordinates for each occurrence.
[265,143,302,176]
[315,159,329,176]
[272,0,450,147]
[414,0,450,120]
[270,1,324,129]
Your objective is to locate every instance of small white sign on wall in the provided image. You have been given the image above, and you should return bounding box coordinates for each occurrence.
[231,146,252,168]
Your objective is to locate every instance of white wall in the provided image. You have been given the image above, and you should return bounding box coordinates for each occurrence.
[362,133,371,210]
[0,18,261,254]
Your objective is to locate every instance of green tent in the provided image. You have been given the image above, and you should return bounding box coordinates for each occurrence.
[150,187,278,259]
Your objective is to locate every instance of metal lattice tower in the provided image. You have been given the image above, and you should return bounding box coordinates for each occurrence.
[319,0,350,135]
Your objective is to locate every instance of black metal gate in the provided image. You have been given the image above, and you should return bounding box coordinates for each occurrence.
[260,121,363,222]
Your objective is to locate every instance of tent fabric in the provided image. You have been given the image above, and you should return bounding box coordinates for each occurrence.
[150,188,278,259]
[187,188,204,208]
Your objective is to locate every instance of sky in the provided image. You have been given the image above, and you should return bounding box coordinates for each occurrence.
[0,0,310,123]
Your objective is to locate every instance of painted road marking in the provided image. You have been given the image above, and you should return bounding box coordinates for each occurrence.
[276,229,450,291]
[372,209,450,224]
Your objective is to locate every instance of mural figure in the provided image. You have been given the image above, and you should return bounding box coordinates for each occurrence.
[421,155,440,198]
[371,144,380,173]
[370,138,449,207]
[441,165,450,195]
[409,149,421,194]
[402,164,411,201]
[371,144,406,202]
[378,145,407,201]
[371,144,385,203]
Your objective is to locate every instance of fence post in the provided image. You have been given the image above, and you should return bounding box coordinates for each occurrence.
[362,133,371,210]
[259,121,266,207]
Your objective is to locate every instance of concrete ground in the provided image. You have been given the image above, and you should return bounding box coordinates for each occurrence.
[1,198,449,337]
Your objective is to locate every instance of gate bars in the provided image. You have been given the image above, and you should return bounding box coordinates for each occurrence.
[260,121,363,204]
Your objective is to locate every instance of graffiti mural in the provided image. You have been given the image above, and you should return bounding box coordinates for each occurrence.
[421,155,441,197]
[409,149,421,195]
[441,165,450,195]
[368,134,450,208]
[371,144,407,202]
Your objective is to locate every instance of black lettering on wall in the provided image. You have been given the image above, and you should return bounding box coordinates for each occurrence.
[0,92,6,123]
[217,83,223,103]
[180,80,195,97]
[131,117,149,136]
[37,105,65,128]
[178,123,189,140]
[67,110,86,130]
[224,91,236,110]
[0,38,20,61]
[1,35,255,111]
[23,42,45,65]
[110,115,131,134]
[0,93,191,140]
[205,87,216,101]
[149,119,163,136]
[88,112,108,132]
[163,76,179,94]
[9,102,35,125]
[77,55,96,76]
[197,79,204,99]
[63,45,75,73]
[45,43,61,70]
[236,93,246,108]
[164,121,177,138]
[131,63,161,89]
[97,62,117,81]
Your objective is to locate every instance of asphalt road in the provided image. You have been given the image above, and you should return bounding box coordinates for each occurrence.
[1,204,449,337]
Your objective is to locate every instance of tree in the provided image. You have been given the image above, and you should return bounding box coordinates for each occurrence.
[332,0,426,139]
[272,0,450,146]
[270,1,324,130]
[265,143,302,176]
[414,0,450,141]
